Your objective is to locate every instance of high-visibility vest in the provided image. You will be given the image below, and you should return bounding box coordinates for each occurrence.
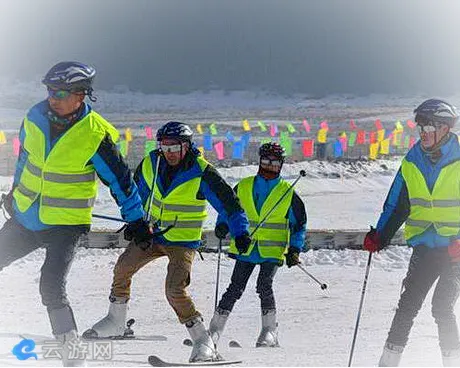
[401,159,460,240]
[142,154,208,242]
[13,110,119,225]
[229,176,292,260]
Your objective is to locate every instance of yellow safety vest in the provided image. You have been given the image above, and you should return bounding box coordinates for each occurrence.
[142,154,208,242]
[13,110,119,225]
[401,159,460,240]
[229,176,293,260]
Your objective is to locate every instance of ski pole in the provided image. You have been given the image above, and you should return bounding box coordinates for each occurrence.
[145,151,161,223]
[297,263,328,290]
[92,213,127,223]
[214,238,223,309]
[348,252,373,367]
[250,170,306,238]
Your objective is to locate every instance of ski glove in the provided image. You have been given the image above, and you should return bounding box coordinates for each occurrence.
[124,218,153,250]
[285,247,301,268]
[235,233,252,254]
[215,222,229,240]
[363,226,382,253]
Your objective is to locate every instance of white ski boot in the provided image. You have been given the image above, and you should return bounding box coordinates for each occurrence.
[209,308,230,345]
[256,309,279,347]
[83,297,128,338]
[186,317,219,362]
[55,330,86,367]
[378,342,404,367]
[441,349,460,367]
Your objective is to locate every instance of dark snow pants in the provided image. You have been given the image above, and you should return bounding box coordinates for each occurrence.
[386,245,460,351]
[218,260,279,312]
[0,218,86,335]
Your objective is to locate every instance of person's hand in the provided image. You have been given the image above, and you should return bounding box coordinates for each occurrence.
[214,223,229,240]
[363,226,382,253]
[1,190,14,216]
[285,247,301,268]
[124,218,153,250]
[235,233,252,254]
[448,239,460,262]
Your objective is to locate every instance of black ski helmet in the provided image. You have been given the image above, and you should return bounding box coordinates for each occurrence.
[259,142,286,160]
[414,99,459,128]
[42,61,96,97]
[156,121,193,142]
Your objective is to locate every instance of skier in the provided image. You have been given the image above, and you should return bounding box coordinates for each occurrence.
[0,61,150,366]
[363,99,460,366]
[209,142,307,348]
[84,121,251,363]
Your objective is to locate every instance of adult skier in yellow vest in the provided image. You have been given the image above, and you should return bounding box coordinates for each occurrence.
[84,121,251,363]
[363,99,460,367]
[0,61,150,366]
[209,142,307,348]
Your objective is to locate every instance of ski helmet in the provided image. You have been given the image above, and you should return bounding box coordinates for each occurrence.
[259,142,286,160]
[42,61,96,94]
[414,99,459,128]
[156,121,193,142]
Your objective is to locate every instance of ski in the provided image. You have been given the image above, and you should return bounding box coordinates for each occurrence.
[83,334,167,342]
[183,338,242,348]
[148,355,242,367]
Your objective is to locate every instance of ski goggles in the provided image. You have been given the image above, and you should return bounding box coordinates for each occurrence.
[47,88,72,100]
[260,158,283,167]
[417,124,440,134]
[160,143,183,153]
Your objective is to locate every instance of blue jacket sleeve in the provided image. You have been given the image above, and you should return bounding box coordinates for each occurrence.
[90,134,145,223]
[376,168,410,246]
[200,167,249,237]
[13,121,28,187]
[288,191,307,251]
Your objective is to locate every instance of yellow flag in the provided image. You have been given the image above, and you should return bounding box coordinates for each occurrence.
[198,146,205,157]
[197,124,203,134]
[369,142,379,160]
[0,131,6,144]
[377,129,385,142]
[392,129,402,146]
[380,139,390,154]
[125,128,133,142]
[395,121,404,131]
[317,128,328,143]
[242,119,251,131]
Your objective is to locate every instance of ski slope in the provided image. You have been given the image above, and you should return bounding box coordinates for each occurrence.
[0,158,453,366]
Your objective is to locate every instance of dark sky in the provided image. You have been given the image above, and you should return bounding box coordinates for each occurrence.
[1,0,460,96]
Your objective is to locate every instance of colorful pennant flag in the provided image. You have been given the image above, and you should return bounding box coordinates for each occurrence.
[270,124,278,137]
[349,119,357,130]
[348,131,357,147]
[13,137,20,156]
[209,123,218,135]
[369,142,379,160]
[333,140,343,158]
[226,131,235,142]
[356,130,366,144]
[302,119,311,133]
[197,124,203,134]
[320,121,329,130]
[242,119,251,131]
[125,128,133,142]
[375,119,383,131]
[286,123,296,134]
[302,139,314,157]
[380,139,390,155]
[232,141,244,159]
[144,126,153,140]
[317,128,328,143]
[257,121,267,132]
[203,133,213,150]
[214,141,224,160]
[407,120,416,129]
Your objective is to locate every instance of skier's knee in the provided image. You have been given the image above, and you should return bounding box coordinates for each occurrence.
[432,302,456,323]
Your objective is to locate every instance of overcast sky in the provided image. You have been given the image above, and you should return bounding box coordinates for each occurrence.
[1,0,460,96]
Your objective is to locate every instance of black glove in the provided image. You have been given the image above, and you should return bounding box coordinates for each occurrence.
[124,218,153,250]
[1,190,14,217]
[285,247,301,268]
[235,233,252,255]
[215,223,229,240]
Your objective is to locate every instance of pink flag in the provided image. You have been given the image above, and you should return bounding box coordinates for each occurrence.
[145,126,153,140]
[409,136,416,148]
[214,141,224,160]
[270,124,278,137]
[370,131,377,144]
[407,120,416,129]
[349,119,357,130]
[339,136,348,152]
[375,119,383,131]
[320,120,329,130]
[302,119,311,133]
[13,137,20,156]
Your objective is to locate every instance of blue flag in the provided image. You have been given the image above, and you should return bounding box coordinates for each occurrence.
[203,133,213,151]
[232,141,244,159]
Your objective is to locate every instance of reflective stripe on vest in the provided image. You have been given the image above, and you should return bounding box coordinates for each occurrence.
[13,110,119,225]
[401,159,460,240]
[142,154,209,242]
[229,176,293,260]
